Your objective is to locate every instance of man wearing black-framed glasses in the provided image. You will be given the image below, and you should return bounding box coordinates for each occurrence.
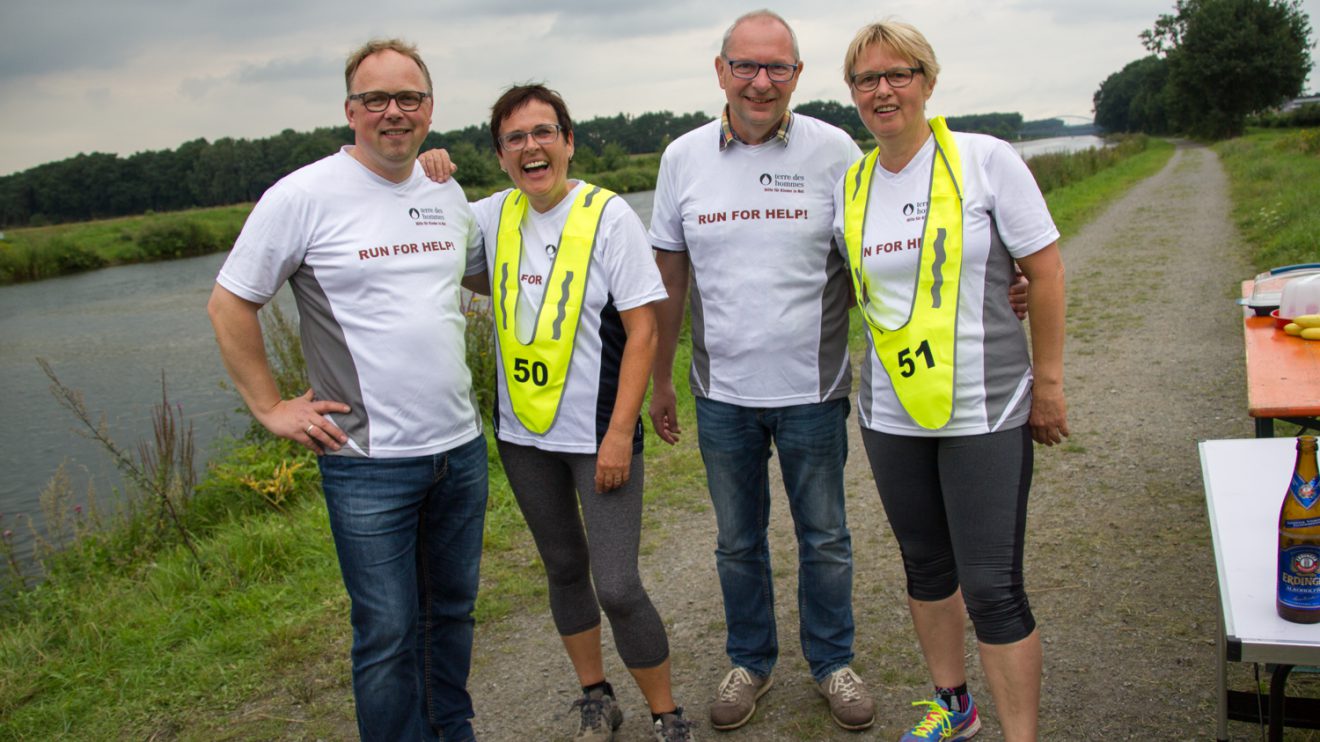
[648,9,875,734]
[342,49,436,183]
[209,38,488,742]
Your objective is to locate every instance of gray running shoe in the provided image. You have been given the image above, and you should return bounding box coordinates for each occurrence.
[817,666,876,730]
[652,707,696,742]
[709,667,773,730]
[571,687,623,742]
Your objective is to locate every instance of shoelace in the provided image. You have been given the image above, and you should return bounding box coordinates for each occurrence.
[570,696,605,731]
[717,667,753,702]
[909,699,953,736]
[827,668,863,702]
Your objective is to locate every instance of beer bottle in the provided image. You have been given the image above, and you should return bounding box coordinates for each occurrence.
[1278,435,1320,623]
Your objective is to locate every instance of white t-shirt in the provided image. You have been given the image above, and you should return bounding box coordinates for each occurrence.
[471,183,667,454]
[649,114,863,407]
[832,132,1059,436]
[217,148,484,458]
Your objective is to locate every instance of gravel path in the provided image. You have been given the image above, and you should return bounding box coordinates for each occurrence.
[460,140,1264,741]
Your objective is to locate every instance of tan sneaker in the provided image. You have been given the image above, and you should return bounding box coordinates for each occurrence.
[817,666,875,730]
[709,667,773,730]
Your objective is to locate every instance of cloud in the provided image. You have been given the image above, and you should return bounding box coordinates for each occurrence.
[1006,0,1171,24]
[179,54,339,102]
[542,2,714,40]
[0,0,341,82]
[236,55,335,84]
[179,75,223,100]
[84,87,110,108]
[1,0,1317,176]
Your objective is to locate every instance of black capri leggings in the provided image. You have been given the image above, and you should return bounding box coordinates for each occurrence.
[497,440,669,669]
[860,424,1036,645]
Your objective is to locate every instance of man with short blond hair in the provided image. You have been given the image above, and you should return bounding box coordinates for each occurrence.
[648,10,875,732]
[208,38,486,741]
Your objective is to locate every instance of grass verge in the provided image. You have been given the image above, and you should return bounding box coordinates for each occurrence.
[1214,127,1320,271]
[0,206,251,285]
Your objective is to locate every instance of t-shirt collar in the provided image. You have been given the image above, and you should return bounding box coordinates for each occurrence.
[719,107,792,151]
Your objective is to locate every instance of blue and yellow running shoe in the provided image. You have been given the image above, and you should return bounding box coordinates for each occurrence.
[899,695,981,741]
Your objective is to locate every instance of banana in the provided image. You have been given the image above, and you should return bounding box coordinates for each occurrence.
[1286,323,1303,336]
[1292,314,1320,328]
[1302,327,1320,340]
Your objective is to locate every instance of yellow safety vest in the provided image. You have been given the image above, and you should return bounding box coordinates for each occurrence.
[843,117,964,430]
[494,185,615,434]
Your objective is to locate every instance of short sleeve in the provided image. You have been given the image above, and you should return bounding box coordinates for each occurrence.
[983,140,1059,260]
[468,191,506,274]
[601,198,667,311]
[455,197,485,277]
[216,182,312,303]
[832,172,849,262]
[647,146,687,252]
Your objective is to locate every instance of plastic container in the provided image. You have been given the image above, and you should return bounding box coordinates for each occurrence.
[1280,274,1320,321]
[1246,264,1320,316]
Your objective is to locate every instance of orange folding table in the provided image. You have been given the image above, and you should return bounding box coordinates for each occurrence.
[1242,281,1320,438]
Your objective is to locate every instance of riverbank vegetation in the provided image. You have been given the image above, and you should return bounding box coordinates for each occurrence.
[0,153,661,286]
[1036,136,1174,240]
[0,132,1185,738]
[0,206,249,284]
[1215,127,1320,270]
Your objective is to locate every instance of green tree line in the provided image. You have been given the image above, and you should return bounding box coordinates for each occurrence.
[0,109,717,228]
[1093,0,1313,139]
[1,100,1087,229]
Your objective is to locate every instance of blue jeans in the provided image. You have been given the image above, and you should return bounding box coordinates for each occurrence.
[319,434,488,742]
[694,397,854,682]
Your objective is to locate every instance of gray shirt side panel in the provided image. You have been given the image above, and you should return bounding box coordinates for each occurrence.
[981,214,1032,428]
[290,265,370,457]
[689,268,711,397]
[818,238,853,400]
[859,343,874,429]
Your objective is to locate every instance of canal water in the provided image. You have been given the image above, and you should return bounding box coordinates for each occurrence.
[1013,134,1106,158]
[0,191,656,569]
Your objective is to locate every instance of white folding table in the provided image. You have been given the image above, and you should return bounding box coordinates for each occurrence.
[1201,437,1320,740]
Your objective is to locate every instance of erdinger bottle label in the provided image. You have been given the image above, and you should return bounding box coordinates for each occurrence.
[1292,473,1320,509]
[1279,546,1320,609]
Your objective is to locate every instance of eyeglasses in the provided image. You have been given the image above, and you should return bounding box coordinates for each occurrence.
[347,90,431,112]
[723,58,799,83]
[498,124,563,151]
[849,67,923,92]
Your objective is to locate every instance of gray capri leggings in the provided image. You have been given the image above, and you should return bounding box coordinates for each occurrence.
[497,440,669,669]
[860,424,1036,645]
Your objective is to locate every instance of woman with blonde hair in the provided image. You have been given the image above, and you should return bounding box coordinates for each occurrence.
[834,20,1067,742]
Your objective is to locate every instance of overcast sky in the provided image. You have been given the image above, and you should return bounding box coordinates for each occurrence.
[2,0,1317,176]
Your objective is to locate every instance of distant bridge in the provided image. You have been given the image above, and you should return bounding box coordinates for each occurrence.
[1045,114,1097,125]
[1021,114,1100,137]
